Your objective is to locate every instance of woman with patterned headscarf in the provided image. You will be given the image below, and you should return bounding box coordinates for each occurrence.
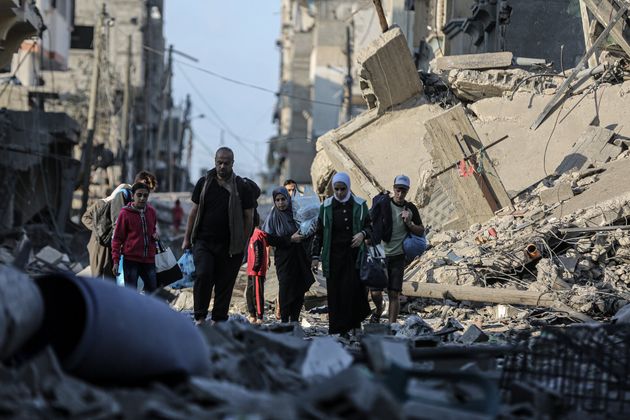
[311,173,372,336]
[264,187,314,322]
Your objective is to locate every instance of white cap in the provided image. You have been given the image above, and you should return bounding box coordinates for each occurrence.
[393,175,410,189]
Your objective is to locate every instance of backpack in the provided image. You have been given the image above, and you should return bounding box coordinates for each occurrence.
[94,188,132,246]
[242,177,261,226]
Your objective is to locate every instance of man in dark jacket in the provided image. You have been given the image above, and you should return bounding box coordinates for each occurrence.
[182,147,255,325]
[370,175,424,324]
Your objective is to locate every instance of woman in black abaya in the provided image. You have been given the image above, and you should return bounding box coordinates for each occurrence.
[311,172,372,335]
[264,187,314,322]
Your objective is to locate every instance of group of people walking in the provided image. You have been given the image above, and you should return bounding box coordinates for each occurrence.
[83,147,425,335]
[82,171,160,292]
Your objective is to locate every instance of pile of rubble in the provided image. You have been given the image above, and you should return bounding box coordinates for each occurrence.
[403,155,630,325]
[2,275,629,419]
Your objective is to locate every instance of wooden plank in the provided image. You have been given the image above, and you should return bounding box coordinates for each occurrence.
[555,126,615,174]
[402,281,594,323]
[433,52,513,72]
[583,0,630,58]
[424,105,511,226]
[579,0,599,69]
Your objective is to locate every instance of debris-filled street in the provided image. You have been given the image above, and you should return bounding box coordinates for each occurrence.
[3,0,630,418]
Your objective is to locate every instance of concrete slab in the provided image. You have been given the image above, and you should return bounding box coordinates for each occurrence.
[539,183,574,205]
[356,26,423,114]
[316,98,441,205]
[552,158,630,220]
[35,246,64,266]
[469,81,630,196]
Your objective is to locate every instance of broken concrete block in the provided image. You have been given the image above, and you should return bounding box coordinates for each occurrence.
[448,68,563,102]
[396,315,434,338]
[356,26,423,114]
[430,231,457,245]
[0,265,44,360]
[300,337,353,379]
[433,52,514,72]
[539,183,574,205]
[458,325,489,344]
[363,336,412,373]
[300,367,402,419]
[35,245,64,266]
[170,289,194,312]
[495,304,520,320]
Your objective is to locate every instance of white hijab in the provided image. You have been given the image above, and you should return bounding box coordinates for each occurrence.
[332,172,352,203]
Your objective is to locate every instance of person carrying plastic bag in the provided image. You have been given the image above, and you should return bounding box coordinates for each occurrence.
[169,250,195,289]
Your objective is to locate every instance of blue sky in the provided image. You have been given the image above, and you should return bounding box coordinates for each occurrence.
[164,0,280,182]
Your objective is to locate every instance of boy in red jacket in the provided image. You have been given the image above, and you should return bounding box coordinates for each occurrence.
[246,225,268,324]
[112,182,158,292]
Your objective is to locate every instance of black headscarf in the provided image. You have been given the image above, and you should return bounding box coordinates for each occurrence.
[263,187,298,237]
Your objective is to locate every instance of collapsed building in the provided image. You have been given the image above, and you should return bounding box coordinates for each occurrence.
[4,1,630,418]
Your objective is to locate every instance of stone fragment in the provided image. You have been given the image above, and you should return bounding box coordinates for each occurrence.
[539,183,574,205]
[35,246,64,265]
[396,315,433,338]
[300,337,353,379]
[430,231,457,245]
[458,325,489,344]
[356,27,423,114]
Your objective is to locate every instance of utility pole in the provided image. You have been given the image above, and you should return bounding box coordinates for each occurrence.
[80,3,106,215]
[154,44,173,175]
[344,24,353,123]
[186,128,193,183]
[121,34,132,183]
[173,94,191,191]
[372,0,389,33]
[220,129,225,146]
[166,95,177,192]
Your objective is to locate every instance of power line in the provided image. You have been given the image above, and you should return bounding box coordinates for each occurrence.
[176,62,264,166]
[143,44,342,108]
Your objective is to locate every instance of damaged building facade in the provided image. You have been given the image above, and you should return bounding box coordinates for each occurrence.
[0,1,195,238]
[268,0,590,185]
[308,0,630,332]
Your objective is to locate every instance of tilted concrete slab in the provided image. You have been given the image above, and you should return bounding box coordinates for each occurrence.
[469,80,630,196]
[356,26,423,114]
[316,96,440,204]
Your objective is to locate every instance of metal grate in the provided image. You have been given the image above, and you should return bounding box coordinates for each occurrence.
[500,325,630,415]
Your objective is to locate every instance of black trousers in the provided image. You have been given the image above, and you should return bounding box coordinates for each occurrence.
[281,295,304,323]
[246,275,265,319]
[193,240,243,322]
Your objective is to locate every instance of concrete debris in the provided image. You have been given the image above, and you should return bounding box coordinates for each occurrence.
[402,156,630,324]
[432,52,515,72]
[0,266,44,361]
[459,325,489,344]
[538,182,574,205]
[448,68,563,102]
[356,26,424,114]
[300,337,353,379]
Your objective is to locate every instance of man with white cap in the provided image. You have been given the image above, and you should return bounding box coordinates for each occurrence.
[369,174,424,324]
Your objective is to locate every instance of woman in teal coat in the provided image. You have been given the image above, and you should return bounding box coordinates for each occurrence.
[311,172,371,335]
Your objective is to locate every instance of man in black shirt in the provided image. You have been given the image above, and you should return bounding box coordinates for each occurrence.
[183,147,255,324]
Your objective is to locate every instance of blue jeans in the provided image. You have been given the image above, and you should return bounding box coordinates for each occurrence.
[123,259,157,292]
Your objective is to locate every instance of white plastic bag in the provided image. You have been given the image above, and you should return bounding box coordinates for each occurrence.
[292,194,321,236]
